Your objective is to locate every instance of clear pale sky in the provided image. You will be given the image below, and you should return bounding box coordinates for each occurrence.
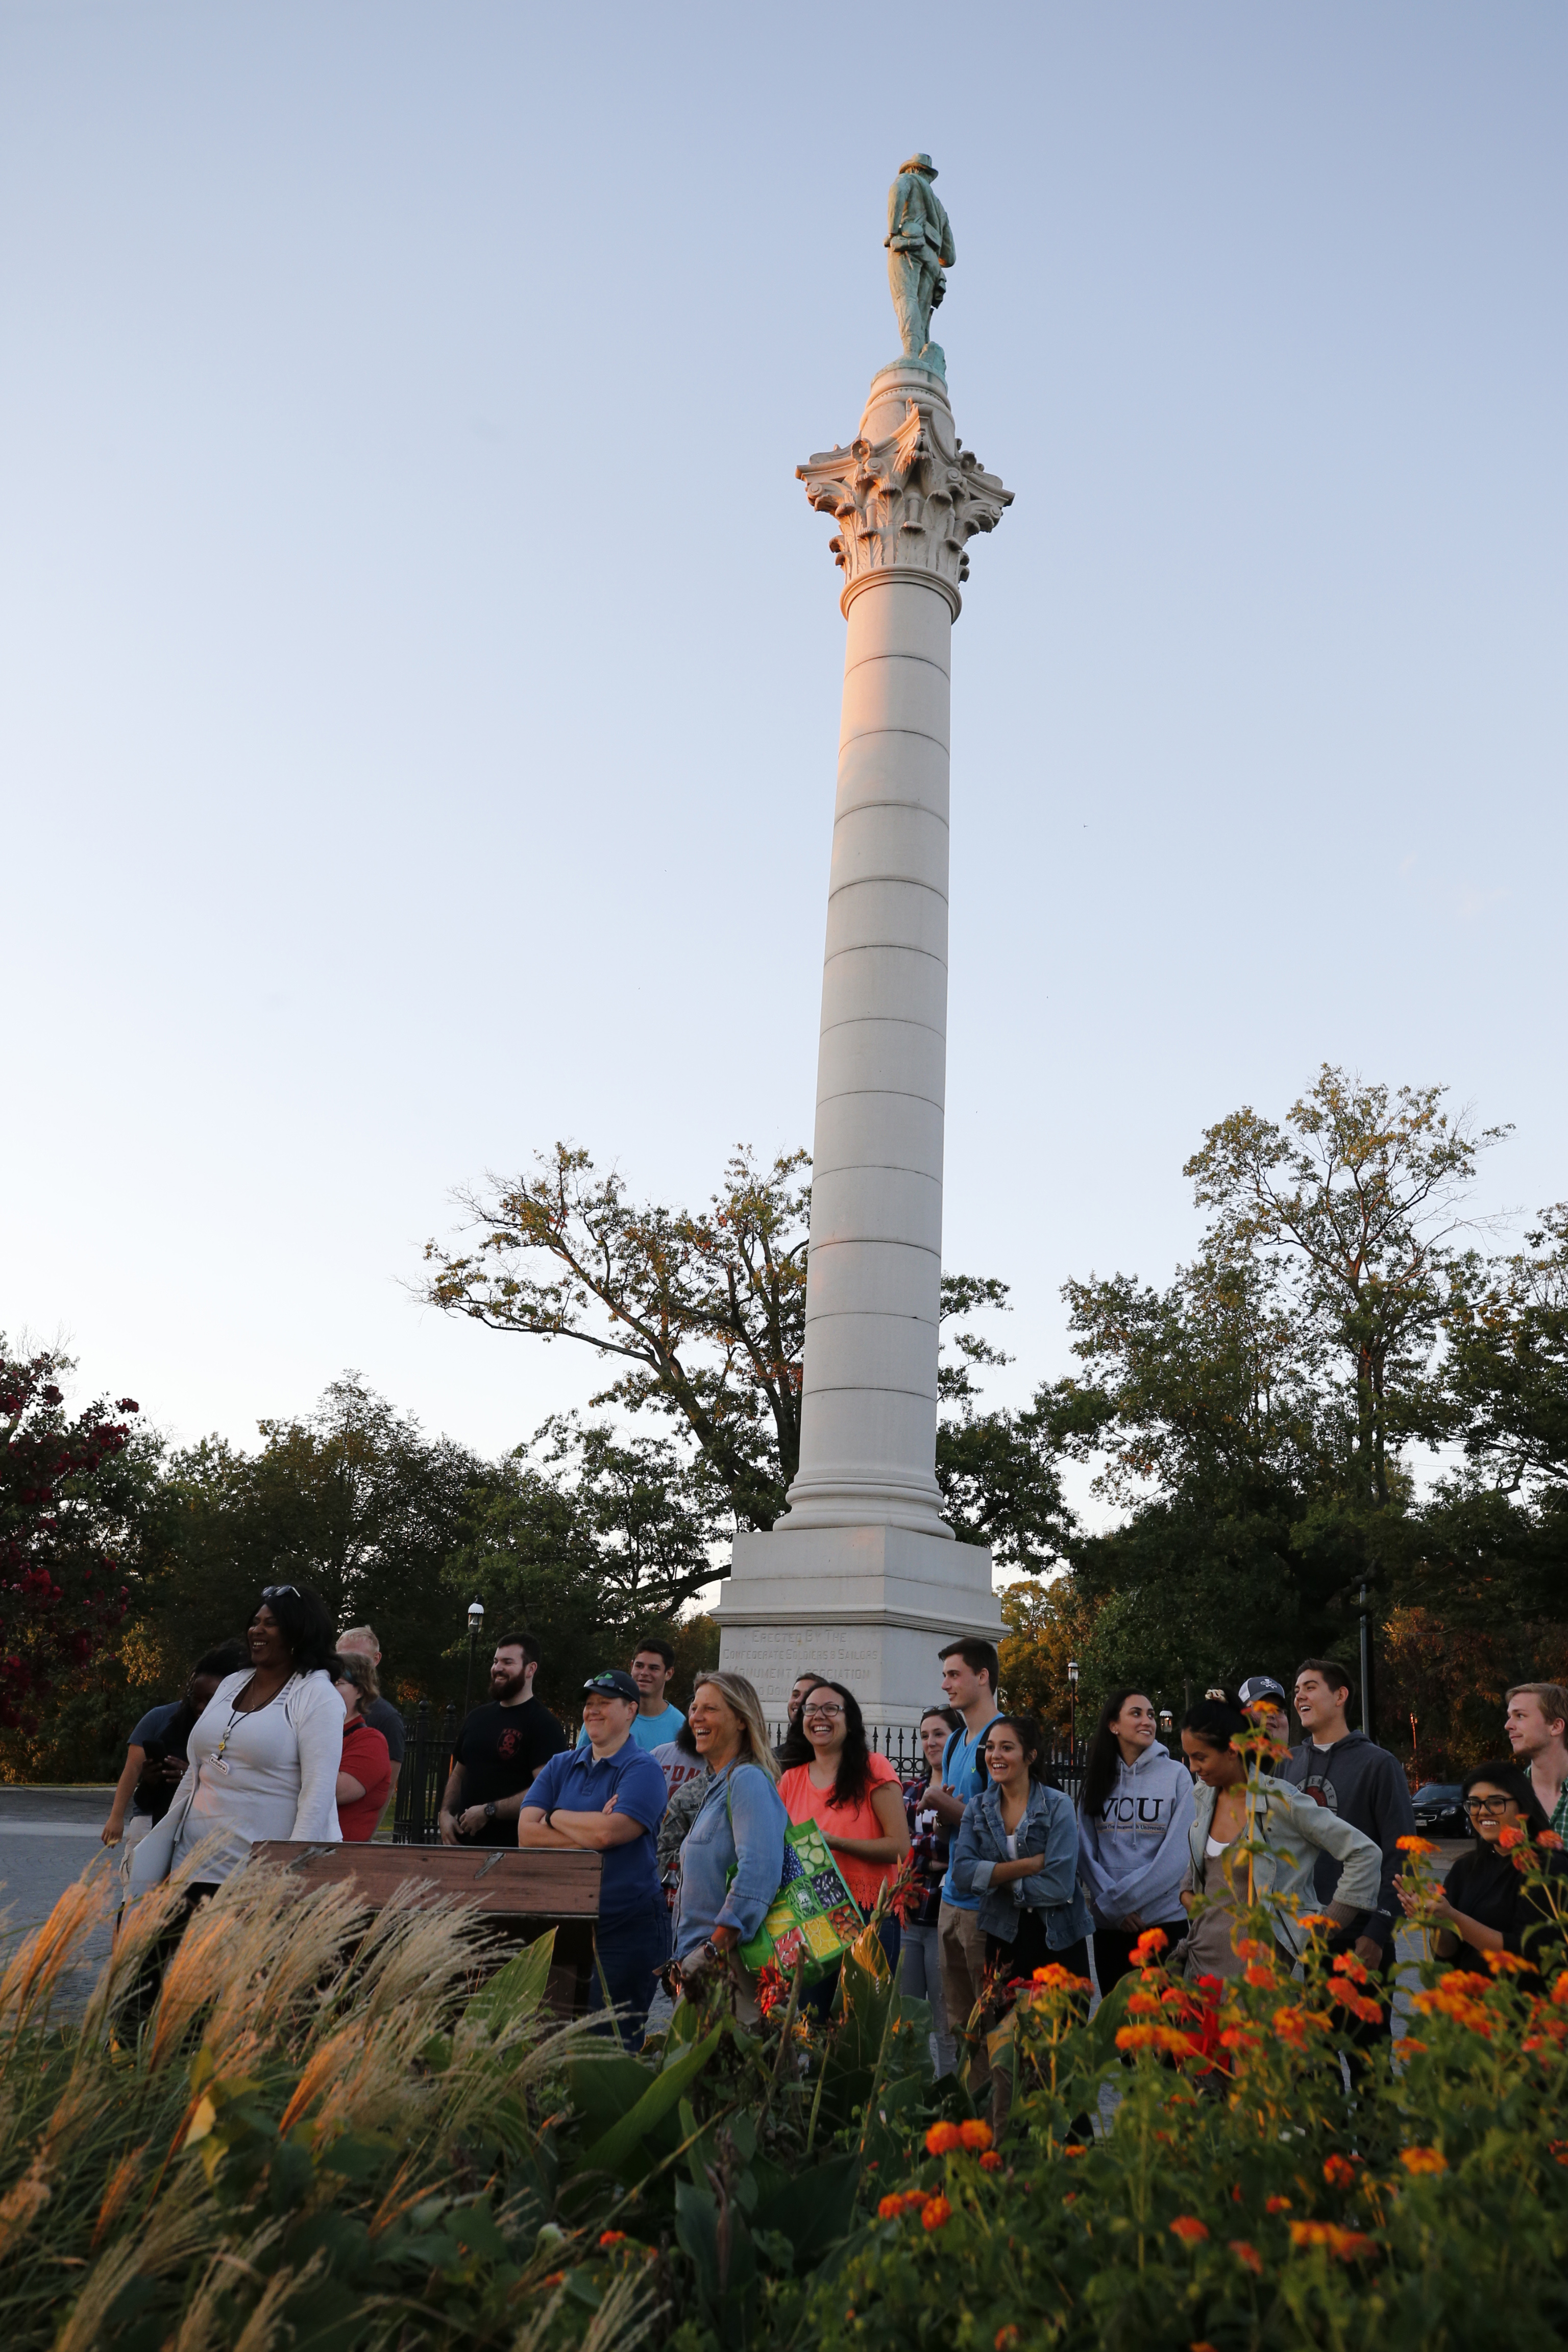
[4,3,1563,1477]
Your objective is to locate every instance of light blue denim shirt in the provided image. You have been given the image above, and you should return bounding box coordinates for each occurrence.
[951,1779,1094,1948]
[671,1756,787,1960]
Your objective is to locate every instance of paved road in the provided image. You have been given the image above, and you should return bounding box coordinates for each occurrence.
[0,1785,120,2003]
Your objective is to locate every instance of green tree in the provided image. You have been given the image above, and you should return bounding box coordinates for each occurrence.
[422,1143,1071,1570]
[0,1340,154,1777]
[140,1376,488,1702]
[421,1146,810,1532]
[1049,1068,1511,1711]
[1445,1204,1568,1507]
[1185,1064,1507,1508]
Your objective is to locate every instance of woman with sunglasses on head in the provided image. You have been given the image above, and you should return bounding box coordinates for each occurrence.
[128,1581,345,1900]
[778,1681,910,1976]
[1395,1759,1566,1980]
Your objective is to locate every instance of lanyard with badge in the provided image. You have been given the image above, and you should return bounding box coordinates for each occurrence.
[209,1675,296,1776]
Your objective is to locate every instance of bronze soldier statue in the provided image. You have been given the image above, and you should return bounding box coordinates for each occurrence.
[886,153,955,375]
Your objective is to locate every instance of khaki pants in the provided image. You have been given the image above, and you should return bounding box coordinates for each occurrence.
[938,1899,991,2090]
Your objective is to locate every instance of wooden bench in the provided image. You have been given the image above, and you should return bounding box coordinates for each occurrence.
[248,1843,602,2017]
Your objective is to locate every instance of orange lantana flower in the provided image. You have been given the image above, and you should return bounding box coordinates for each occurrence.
[1289,2220,1374,2259]
[1399,2146,1448,2176]
[921,2196,952,2231]
[1169,2215,1209,2243]
[924,2122,963,2155]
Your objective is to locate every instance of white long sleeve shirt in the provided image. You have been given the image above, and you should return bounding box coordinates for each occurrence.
[169,1668,345,1881]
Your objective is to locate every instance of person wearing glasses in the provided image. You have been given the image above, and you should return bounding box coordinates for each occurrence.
[777,1681,910,1973]
[128,1582,346,1899]
[518,1670,669,2047]
[1396,1760,1566,1979]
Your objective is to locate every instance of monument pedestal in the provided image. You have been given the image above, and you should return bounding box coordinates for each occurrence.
[718,1524,1001,1729]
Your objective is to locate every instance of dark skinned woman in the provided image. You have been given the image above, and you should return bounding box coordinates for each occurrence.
[129,1582,344,1897]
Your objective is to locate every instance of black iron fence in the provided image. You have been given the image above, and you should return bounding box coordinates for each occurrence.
[391,1700,459,1844]
[390,1702,1083,1842]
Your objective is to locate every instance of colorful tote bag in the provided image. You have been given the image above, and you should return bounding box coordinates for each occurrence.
[727,1788,863,1982]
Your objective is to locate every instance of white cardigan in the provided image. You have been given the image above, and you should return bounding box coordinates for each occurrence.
[129,1669,344,1893]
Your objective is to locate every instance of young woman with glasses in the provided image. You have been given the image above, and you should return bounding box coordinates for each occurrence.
[1396,1758,1565,1978]
[777,1681,910,1973]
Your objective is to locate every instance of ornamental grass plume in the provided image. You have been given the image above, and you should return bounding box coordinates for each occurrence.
[0,1856,615,2352]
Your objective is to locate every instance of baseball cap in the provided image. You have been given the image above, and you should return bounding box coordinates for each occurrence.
[1238,1675,1287,1709]
[583,1669,640,1703]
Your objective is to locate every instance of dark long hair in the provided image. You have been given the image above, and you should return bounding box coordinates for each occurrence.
[1461,1759,1551,1841]
[778,1680,874,1809]
[1181,1692,1251,1750]
[253,1582,336,1676]
[987,1713,1050,1786]
[1080,1687,1155,1819]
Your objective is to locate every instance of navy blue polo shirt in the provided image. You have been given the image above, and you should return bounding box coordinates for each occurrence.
[527,1736,667,1926]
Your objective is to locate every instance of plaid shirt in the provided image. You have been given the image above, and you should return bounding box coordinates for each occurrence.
[902,1774,949,1926]
[1553,1780,1568,1843]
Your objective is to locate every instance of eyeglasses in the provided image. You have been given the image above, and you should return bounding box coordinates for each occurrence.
[803,1704,844,1721]
[1465,1796,1520,1819]
[261,1584,298,1601]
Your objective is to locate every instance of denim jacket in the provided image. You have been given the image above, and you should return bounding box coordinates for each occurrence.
[950,1779,1093,1947]
[1185,1774,1382,1961]
[671,1756,787,1961]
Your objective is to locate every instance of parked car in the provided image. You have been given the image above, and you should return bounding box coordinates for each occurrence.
[1411,1782,1466,1837]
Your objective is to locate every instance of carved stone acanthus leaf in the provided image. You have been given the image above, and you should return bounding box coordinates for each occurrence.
[797,399,1012,615]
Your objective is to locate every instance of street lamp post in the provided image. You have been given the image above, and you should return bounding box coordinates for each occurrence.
[1067,1658,1080,1763]
[464,1600,484,1716]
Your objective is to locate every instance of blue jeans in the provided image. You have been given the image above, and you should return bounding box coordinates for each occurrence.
[898,1917,956,2076]
[590,1904,671,2051]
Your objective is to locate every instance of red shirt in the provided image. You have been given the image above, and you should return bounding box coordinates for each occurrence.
[338,1718,393,1841]
[778,1752,901,1908]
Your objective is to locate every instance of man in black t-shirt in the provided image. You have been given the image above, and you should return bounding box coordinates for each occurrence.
[438,1631,568,1846]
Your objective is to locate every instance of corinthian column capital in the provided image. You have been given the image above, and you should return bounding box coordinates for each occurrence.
[797,362,1013,619]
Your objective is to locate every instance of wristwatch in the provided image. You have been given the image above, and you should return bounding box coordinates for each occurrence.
[484,1801,498,1824]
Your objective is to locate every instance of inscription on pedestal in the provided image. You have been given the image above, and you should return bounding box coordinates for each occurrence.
[719,1626,886,1717]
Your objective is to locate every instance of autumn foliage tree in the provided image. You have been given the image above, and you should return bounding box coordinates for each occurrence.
[0,1340,138,1733]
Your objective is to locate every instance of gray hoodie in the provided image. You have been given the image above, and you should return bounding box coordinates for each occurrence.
[1077,1739,1195,1928]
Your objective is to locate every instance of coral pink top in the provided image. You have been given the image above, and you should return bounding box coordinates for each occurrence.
[778,1752,902,1909]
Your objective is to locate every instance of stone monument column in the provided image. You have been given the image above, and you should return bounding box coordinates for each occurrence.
[716,159,1011,1728]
